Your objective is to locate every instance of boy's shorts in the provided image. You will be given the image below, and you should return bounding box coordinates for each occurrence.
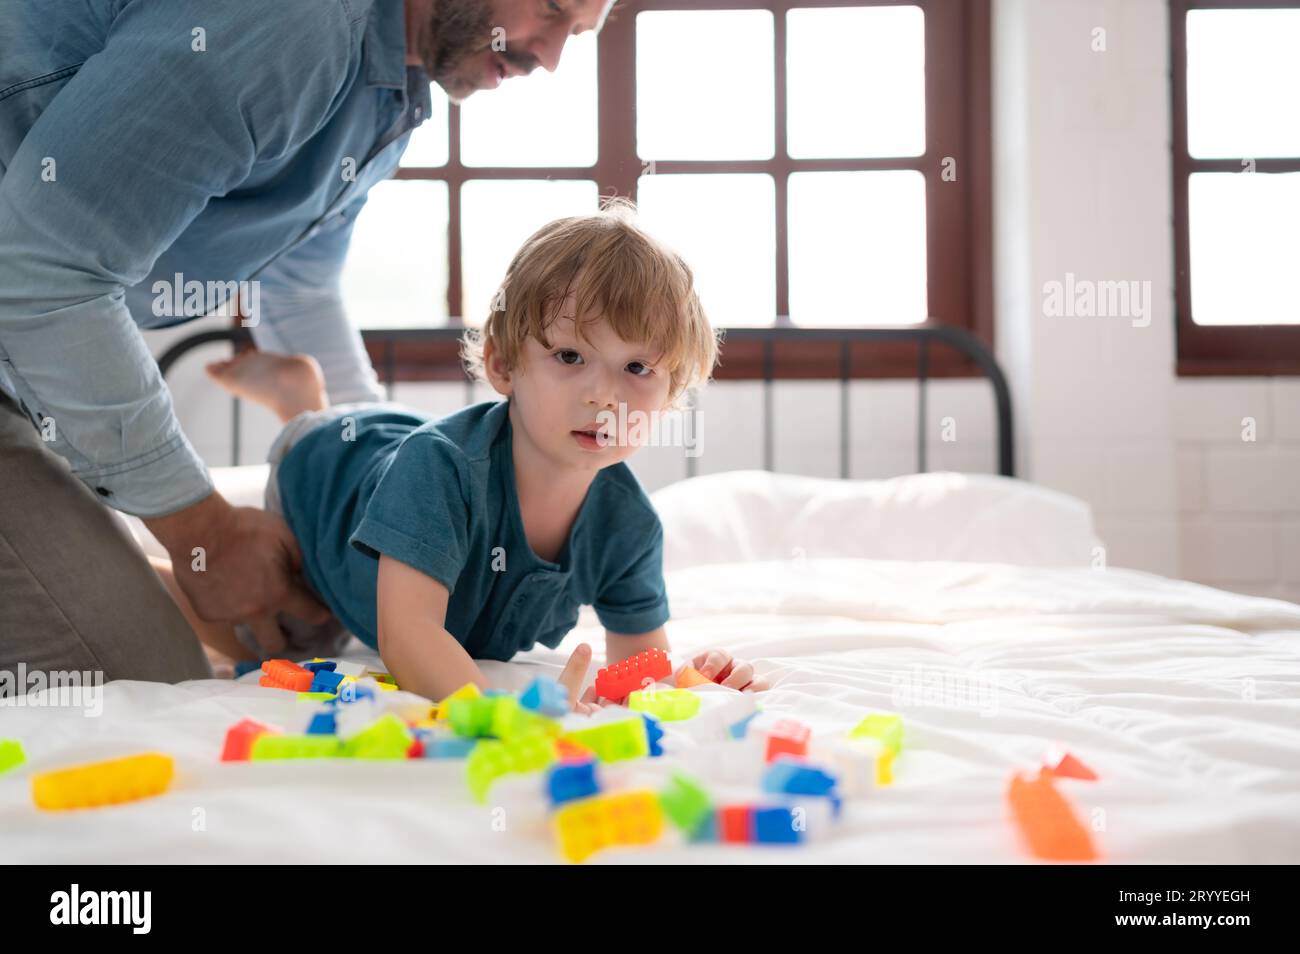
[233,402,374,662]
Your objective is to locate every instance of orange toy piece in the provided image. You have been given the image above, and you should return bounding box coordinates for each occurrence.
[1041,745,1098,781]
[675,666,713,689]
[594,648,671,703]
[1007,771,1098,861]
[554,738,596,763]
[765,719,810,763]
[33,753,174,811]
[221,719,280,761]
[259,659,313,692]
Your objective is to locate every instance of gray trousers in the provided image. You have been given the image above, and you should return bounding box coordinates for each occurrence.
[0,389,213,691]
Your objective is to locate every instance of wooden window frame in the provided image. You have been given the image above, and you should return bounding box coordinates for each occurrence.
[1171,0,1300,376]
[383,0,992,382]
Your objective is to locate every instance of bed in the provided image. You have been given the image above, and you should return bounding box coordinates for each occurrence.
[3,326,1298,863]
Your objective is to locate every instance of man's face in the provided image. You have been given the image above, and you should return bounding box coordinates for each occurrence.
[497,298,672,476]
[414,0,616,104]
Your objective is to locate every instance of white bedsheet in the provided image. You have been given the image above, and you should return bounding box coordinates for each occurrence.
[4,557,1299,864]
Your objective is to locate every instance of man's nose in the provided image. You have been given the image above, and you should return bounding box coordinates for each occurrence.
[531,24,570,74]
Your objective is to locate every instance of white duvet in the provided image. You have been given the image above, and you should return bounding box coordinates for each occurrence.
[4,471,1299,863]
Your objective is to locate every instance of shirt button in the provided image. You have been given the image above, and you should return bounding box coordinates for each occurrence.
[95,487,112,497]
[412,106,423,121]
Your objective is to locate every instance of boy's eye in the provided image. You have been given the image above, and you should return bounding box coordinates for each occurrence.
[545,0,564,15]
[626,362,654,377]
[555,349,583,366]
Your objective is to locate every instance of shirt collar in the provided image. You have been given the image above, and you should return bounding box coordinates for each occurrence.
[363,0,411,89]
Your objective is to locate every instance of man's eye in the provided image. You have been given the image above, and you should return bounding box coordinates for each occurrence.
[627,362,653,377]
[555,349,583,366]
[546,0,564,15]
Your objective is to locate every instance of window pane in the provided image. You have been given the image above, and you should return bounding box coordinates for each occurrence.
[460,179,599,321]
[1187,10,1300,159]
[787,5,925,159]
[1189,172,1300,325]
[341,180,449,328]
[788,171,927,325]
[399,83,450,168]
[460,34,598,167]
[637,10,774,161]
[636,174,775,327]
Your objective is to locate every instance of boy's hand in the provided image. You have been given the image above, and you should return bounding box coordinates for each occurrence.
[689,648,770,693]
[556,642,612,715]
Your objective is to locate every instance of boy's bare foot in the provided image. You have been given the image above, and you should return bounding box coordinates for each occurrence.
[205,349,328,424]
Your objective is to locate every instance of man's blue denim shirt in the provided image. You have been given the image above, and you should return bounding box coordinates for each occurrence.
[0,0,431,516]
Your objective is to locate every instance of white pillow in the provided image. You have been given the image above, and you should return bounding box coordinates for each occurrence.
[649,470,1102,571]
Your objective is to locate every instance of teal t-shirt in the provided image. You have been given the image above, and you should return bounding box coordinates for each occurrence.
[275,399,670,658]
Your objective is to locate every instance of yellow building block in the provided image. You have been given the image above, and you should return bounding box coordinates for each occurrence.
[32,753,174,811]
[554,790,664,863]
[435,683,482,721]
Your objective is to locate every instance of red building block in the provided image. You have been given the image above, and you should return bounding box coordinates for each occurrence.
[765,719,810,763]
[718,805,754,843]
[221,719,279,761]
[1007,771,1098,861]
[1042,746,1098,781]
[595,648,672,703]
[259,659,313,692]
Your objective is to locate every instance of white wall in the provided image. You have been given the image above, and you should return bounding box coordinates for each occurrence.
[148,0,1299,603]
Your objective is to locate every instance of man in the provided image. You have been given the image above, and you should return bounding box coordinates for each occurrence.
[0,0,613,688]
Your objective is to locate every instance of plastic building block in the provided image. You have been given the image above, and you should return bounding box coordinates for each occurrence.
[259,659,313,692]
[1007,771,1098,861]
[553,790,664,863]
[423,735,478,759]
[1042,745,1098,781]
[688,809,717,843]
[328,660,367,678]
[554,738,595,763]
[718,804,754,844]
[627,688,701,721]
[728,711,760,739]
[251,735,342,760]
[520,677,570,717]
[765,719,810,762]
[435,683,482,721]
[849,713,903,755]
[641,715,664,757]
[369,671,397,685]
[547,760,600,807]
[311,670,345,694]
[1,739,27,775]
[763,758,838,797]
[674,665,713,689]
[297,691,337,702]
[304,661,337,673]
[32,753,174,810]
[407,738,424,758]
[221,719,280,761]
[562,719,649,763]
[333,682,375,705]
[594,648,672,703]
[876,750,895,787]
[342,714,412,759]
[306,712,337,736]
[753,806,802,844]
[658,772,711,834]
[465,729,557,802]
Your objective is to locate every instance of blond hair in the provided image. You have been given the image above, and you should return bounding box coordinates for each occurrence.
[461,196,718,409]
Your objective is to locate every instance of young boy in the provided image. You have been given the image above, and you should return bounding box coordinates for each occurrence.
[155,201,769,711]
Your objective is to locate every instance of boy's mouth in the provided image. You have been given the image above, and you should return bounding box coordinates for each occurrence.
[571,428,610,450]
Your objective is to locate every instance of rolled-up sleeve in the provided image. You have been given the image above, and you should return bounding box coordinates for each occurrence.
[0,0,352,516]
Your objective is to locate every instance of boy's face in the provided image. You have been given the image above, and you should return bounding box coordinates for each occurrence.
[492,300,673,474]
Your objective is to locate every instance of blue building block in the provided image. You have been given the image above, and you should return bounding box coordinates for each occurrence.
[762,759,838,797]
[304,661,337,673]
[311,670,345,693]
[728,711,760,739]
[306,711,337,735]
[520,677,569,717]
[753,806,802,844]
[331,683,375,705]
[641,714,664,757]
[483,688,511,697]
[546,760,599,807]
[423,735,478,759]
[687,809,717,843]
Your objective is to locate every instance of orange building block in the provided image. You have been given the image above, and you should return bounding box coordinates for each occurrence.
[1042,746,1098,781]
[221,719,280,761]
[1007,771,1098,862]
[259,659,313,692]
[675,666,713,689]
[33,753,174,811]
[594,648,672,703]
[765,719,810,763]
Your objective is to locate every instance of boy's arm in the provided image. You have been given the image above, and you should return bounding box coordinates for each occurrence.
[376,553,489,702]
[605,627,671,667]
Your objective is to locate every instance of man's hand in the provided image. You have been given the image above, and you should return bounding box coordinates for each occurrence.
[143,492,330,637]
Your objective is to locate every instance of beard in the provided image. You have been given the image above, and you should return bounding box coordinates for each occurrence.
[415,0,497,103]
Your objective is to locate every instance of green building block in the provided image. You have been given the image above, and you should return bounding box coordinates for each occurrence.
[465,729,558,802]
[628,688,701,721]
[297,691,337,702]
[0,739,26,774]
[659,771,711,832]
[343,713,412,759]
[848,713,903,755]
[562,718,649,762]
[251,734,342,760]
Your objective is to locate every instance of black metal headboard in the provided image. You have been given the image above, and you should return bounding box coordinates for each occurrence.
[157,324,1015,478]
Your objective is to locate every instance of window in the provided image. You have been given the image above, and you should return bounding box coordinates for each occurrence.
[1172,0,1300,374]
[350,0,991,379]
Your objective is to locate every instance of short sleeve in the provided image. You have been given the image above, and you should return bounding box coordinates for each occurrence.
[349,434,471,593]
[593,520,671,634]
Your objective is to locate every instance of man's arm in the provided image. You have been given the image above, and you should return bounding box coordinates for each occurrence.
[0,0,354,515]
